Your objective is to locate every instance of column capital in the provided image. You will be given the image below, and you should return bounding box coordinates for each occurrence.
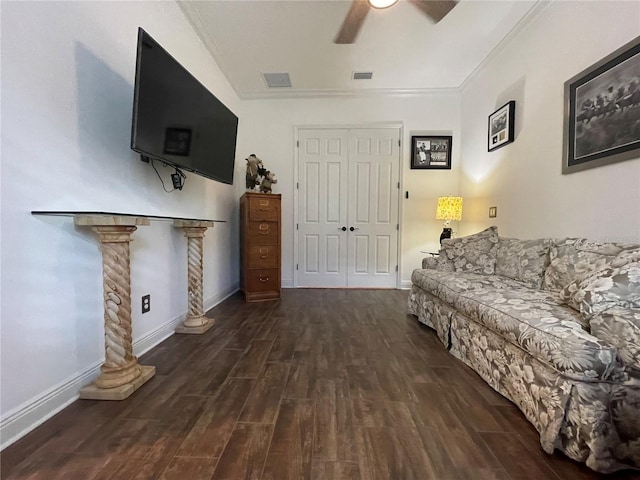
[93,225,138,243]
[173,219,214,229]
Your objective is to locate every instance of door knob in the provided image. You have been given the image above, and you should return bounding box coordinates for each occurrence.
[339,226,347,231]
[349,226,359,232]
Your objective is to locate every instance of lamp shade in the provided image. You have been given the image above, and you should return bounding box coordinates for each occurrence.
[436,196,463,221]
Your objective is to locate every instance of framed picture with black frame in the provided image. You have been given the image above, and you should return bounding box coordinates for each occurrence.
[488,101,515,152]
[563,36,640,174]
[410,135,452,170]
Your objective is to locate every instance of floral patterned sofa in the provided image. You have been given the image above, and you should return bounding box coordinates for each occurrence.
[407,226,640,473]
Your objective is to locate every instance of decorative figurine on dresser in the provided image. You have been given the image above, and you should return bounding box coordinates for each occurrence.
[240,192,281,302]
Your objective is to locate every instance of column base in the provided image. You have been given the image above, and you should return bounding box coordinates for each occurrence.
[175,317,215,335]
[79,365,156,401]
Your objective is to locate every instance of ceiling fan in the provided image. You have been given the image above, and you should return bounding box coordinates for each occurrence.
[334,0,457,44]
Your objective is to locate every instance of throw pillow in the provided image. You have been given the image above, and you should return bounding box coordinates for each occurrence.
[564,261,640,319]
[543,238,638,291]
[495,237,553,289]
[439,226,499,275]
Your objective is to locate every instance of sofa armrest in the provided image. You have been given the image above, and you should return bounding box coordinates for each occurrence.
[422,257,438,269]
[590,307,640,376]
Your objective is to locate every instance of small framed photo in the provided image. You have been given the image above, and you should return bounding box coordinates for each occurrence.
[563,36,640,174]
[410,135,452,170]
[488,101,515,152]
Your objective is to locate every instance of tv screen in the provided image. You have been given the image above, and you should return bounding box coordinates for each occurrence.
[131,28,238,185]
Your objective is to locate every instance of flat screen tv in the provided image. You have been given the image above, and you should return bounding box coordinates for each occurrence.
[131,28,238,185]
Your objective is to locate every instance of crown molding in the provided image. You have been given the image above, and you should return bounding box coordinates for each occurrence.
[237,86,461,100]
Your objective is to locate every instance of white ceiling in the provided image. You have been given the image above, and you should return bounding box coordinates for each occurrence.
[178,0,540,98]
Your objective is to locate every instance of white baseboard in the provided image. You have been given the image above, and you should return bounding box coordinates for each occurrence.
[399,280,412,290]
[0,283,239,451]
[0,360,101,451]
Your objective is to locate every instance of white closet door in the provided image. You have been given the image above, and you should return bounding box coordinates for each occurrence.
[297,129,349,287]
[346,128,400,288]
[296,127,400,288]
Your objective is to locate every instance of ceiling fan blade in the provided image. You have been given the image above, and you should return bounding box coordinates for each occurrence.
[409,0,457,23]
[334,0,370,44]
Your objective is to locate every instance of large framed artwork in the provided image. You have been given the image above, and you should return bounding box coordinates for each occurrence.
[563,36,640,174]
[488,101,515,152]
[410,135,452,170]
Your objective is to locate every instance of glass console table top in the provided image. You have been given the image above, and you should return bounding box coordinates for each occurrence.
[31,210,225,223]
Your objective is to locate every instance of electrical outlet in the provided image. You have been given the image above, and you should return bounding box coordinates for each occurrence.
[489,206,497,218]
[142,294,150,314]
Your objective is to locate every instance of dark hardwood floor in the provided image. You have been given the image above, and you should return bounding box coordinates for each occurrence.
[2,289,637,479]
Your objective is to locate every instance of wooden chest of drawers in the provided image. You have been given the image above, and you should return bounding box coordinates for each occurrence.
[240,192,281,302]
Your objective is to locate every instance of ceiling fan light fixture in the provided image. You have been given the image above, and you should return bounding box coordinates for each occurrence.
[368,0,399,9]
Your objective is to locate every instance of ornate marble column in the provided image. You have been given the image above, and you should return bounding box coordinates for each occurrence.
[173,220,215,334]
[75,215,155,400]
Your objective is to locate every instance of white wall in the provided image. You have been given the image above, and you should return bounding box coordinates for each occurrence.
[460,1,640,243]
[240,94,461,289]
[0,1,244,447]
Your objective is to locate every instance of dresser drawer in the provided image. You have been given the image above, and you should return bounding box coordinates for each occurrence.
[245,269,279,293]
[246,222,279,245]
[248,196,280,222]
[247,245,279,269]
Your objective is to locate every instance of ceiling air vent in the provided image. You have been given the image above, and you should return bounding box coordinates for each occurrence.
[263,72,292,88]
[353,71,373,80]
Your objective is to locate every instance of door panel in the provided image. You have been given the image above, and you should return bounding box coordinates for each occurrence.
[297,129,349,287]
[347,129,400,287]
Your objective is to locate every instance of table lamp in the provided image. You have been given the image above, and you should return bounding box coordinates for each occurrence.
[436,196,463,244]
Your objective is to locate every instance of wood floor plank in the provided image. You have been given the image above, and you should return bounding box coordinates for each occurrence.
[239,362,290,423]
[266,330,299,363]
[311,461,361,480]
[346,365,390,400]
[262,398,314,480]
[183,347,245,396]
[210,423,272,480]
[313,393,359,463]
[229,340,275,378]
[480,431,561,480]
[158,456,218,480]
[357,426,438,480]
[177,378,254,458]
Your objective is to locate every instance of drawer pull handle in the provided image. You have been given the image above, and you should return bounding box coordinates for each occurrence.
[259,254,269,259]
[259,230,269,235]
[259,276,270,282]
[258,224,270,234]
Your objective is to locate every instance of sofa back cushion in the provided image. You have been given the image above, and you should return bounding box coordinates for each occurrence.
[438,226,499,275]
[495,237,553,289]
[543,238,637,291]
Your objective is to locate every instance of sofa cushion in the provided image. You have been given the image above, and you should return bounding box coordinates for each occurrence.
[411,268,619,380]
[560,261,640,319]
[411,268,590,330]
[543,238,638,292]
[457,287,619,381]
[496,237,553,289]
[438,226,499,275]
